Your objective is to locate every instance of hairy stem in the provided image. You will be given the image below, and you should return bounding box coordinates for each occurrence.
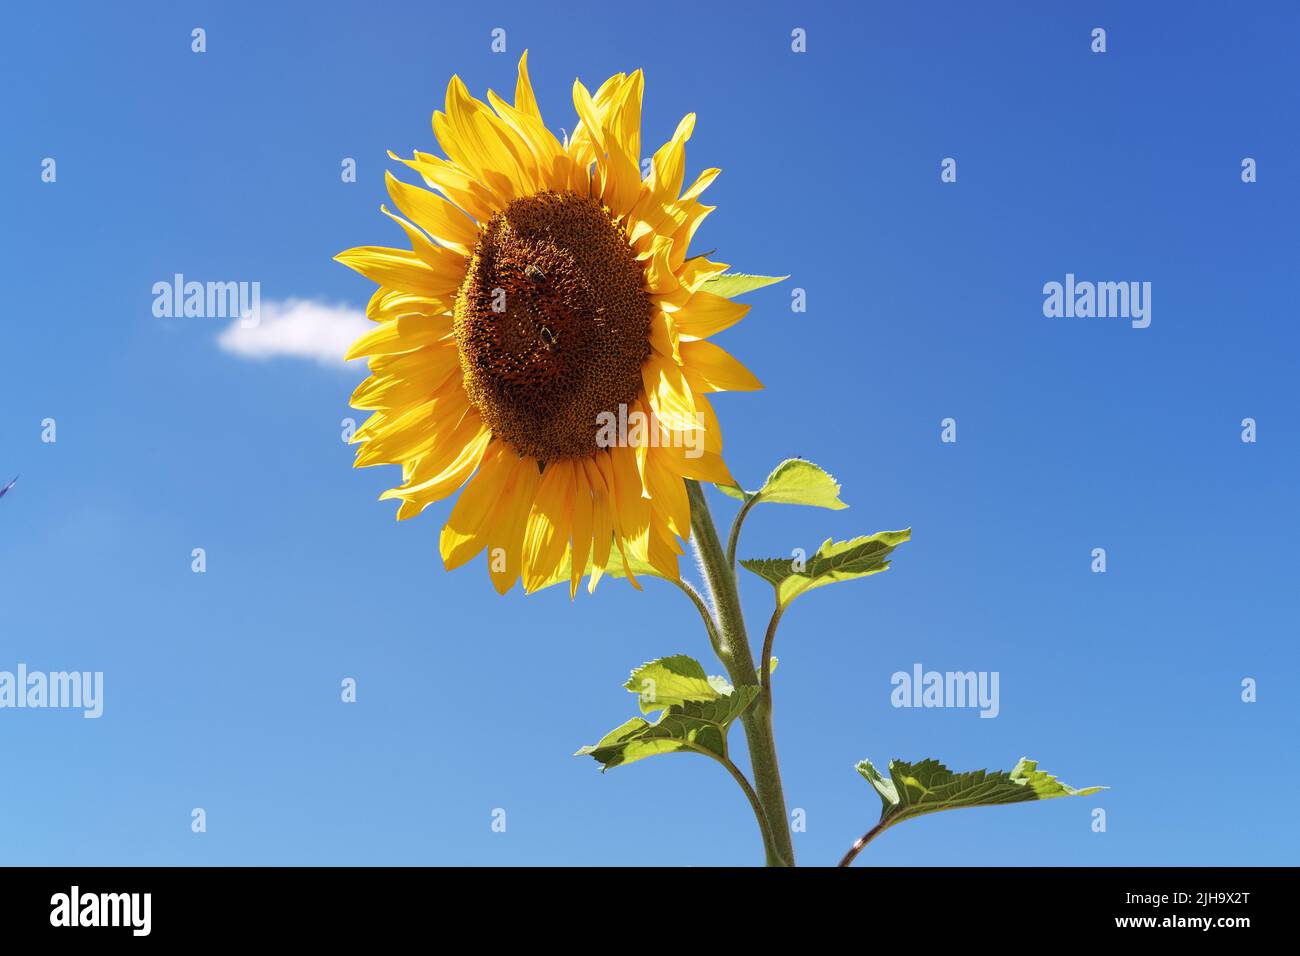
[674,574,779,860]
[710,751,782,862]
[686,479,796,867]
[725,494,760,570]
[671,577,723,658]
[759,604,784,693]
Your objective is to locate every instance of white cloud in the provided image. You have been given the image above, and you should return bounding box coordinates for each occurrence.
[217,298,371,369]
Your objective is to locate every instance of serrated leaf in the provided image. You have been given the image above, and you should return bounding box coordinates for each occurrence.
[716,458,847,510]
[700,272,788,300]
[623,655,731,714]
[858,756,1106,832]
[741,529,910,607]
[576,687,760,771]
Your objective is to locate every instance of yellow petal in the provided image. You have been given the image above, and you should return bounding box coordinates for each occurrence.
[648,311,682,363]
[591,449,637,591]
[568,469,595,598]
[522,461,576,593]
[608,443,650,544]
[353,382,468,465]
[350,344,460,410]
[645,448,691,540]
[437,75,536,199]
[514,50,542,120]
[642,355,700,432]
[599,128,643,218]
[570,79,608,156]
[678,256,730,292]
[607,71,644,169]
[345,315,451,361]
[440,441,514,569]
[380,419,491,511]
[642,234,680,294]
[378,205,469,278]
[335,246,460,298]
[681,167,721,202]
[677,380,724,455]
[632,114,694,233]
[487,455,543,594]
[345,316,450,362]
[680,340,763,392]
[677,448,735,486]
[385,171,479,254]
[652,113,695,193]
[592,73,645,216]
[365,340,456,376]
[671,291,750,341]
[583,457,615,591]
[645,512,683,581]
[486,88,568,192]
[390,150,499,223]
[366,288,453,322]
[668,199,715,270]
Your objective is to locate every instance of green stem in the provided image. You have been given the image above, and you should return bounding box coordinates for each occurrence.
[709,751,781,861]
[686,479,796,867]
[759,604,783,693]
[671,578,723,658]
[725,493,760,570]
[673,567,780,862]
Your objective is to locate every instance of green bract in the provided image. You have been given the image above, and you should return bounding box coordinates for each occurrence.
[700,272,789,300]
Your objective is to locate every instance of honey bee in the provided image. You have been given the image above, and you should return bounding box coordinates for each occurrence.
[525,263,546,283]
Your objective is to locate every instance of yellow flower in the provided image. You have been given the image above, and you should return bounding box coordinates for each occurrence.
[336,53,762,596]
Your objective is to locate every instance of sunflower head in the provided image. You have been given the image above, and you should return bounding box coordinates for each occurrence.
[336,53,765,596]
[454,190,653,461]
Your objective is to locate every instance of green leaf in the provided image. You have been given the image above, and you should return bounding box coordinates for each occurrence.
[623,655,731,714]
[578,655,762,771]
[576,687,760,771]
[858,756,1106,833]
[717,458,847,510]
[700,272,788,300]
[741,529,910,607]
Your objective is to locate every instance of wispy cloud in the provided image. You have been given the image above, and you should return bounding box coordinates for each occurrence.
[217,298,370,369]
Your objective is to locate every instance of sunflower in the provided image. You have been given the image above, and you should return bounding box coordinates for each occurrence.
[336,53,763,596]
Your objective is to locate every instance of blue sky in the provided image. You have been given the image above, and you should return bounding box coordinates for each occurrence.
[1,0,1296,866]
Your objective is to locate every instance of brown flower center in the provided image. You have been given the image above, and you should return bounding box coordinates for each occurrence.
[453,191,653,461]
